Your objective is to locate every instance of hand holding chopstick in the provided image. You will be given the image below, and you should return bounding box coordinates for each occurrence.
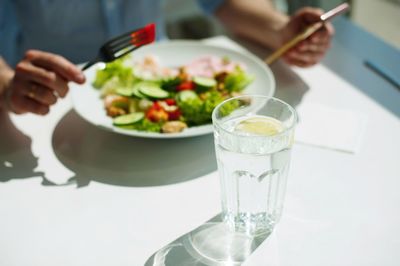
[265,3,349,66]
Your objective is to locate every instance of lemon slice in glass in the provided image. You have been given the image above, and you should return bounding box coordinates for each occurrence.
[235,116,284,136]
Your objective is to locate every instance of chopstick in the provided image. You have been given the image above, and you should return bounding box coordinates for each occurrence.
[265,3,350,65]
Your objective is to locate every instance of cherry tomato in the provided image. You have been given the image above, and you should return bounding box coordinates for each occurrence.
[167,109,181,120]
[152,101,162,110]
[165,98,176,106]
[146,107,168,122]
[176,81,195,91]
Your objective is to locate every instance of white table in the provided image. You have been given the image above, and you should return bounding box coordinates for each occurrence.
[1,31,399,265]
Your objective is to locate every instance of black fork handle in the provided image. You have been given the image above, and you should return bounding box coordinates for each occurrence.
[82,58,101,71]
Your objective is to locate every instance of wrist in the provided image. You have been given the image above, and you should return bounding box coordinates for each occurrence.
[267,13,289,50]
[0,67,14,112]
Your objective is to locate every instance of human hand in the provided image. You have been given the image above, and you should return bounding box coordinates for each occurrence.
[279,7,335,67]
[3,50,85,115]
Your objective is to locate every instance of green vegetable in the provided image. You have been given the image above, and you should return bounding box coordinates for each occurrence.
[113,112,144,126]
[224,67,254,92]
[117,81,168,99]
[178,97,207,125]
[219,98,241,117]
[203,91,224,116]
[96,56,255,132]
[138,82,169,99]
[128,99,139,113]
[132,84,146,99]
[178,91,224,125]
[93,58,134,89]
[193,76,217,92]
[111,99,129,110]
[161,77,182,92]
[120,118,162,132]
[116,87,134,97]
[177,90,198,102]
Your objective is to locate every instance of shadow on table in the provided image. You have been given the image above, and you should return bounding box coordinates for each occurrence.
[52,110,217,187]
[0,111,44,183]
[145,214,271,266]
[271,61,310,108]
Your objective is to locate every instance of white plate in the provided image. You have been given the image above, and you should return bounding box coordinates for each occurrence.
[70,40,275,138]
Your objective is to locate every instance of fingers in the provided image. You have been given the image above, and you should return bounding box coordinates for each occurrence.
[6,49,84,115]
[7,81,50,115]
[293,7,324,24]
[289,25,332,67]
[25,50,85,84]
[16,96,50,115]
[24,83,57,106]
[283,52,324,67]
[284,40,329,67]
[284,48,326,67]
[15,61,69,98]
[282,7,335,68]
[296,39,330,53]
[322,21,335,37]
[310,23,334,41]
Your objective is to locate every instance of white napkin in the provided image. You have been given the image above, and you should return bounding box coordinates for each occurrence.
[295,103,368,153]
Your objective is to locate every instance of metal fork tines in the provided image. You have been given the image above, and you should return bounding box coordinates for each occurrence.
[106,31,153,59]
[82,23,155,71]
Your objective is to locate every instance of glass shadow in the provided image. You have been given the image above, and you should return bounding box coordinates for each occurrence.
[145,214,271,266]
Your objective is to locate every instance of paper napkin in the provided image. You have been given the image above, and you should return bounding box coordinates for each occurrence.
[295,103,368,153]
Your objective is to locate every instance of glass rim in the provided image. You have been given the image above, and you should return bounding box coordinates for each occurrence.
[212,94,298,138]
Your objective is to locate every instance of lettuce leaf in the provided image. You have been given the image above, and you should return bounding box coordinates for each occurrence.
[178,91,224,125]
[224,67,254,92]
[93,58,134,89]
[118,118,161,132]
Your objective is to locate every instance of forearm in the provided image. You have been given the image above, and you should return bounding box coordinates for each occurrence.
[215,0,289,49]
[0,57,14,110]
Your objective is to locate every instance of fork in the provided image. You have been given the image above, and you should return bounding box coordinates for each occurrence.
[82,23,156,71]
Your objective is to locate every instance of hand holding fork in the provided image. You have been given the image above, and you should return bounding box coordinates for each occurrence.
[2,23,155,115]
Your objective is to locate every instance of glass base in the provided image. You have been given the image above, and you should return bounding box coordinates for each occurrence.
[183,222,271,265]
[224,212,276,236]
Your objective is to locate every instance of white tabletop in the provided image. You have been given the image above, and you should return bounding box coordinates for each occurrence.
[1,36,399,266]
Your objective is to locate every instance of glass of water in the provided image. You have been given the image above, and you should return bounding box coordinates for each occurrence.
[212,95,297,236]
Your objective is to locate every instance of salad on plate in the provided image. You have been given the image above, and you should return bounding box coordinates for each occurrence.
[93,54,254,133]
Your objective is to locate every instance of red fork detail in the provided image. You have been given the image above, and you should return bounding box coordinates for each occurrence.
[131,23,156,45]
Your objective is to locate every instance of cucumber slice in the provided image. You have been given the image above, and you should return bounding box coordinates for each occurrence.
[129,82,153,99]
[113,112,144,126]
[116,85,145,98]
[178,90,198,102]
[132,86,146,99]
[116,87,134,97]
[138,82,169,99]
[193,76,217,90]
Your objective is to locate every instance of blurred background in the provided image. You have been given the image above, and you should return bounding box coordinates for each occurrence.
[164,0,400,50]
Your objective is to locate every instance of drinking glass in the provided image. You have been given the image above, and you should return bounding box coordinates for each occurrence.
[212,95,297,235]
